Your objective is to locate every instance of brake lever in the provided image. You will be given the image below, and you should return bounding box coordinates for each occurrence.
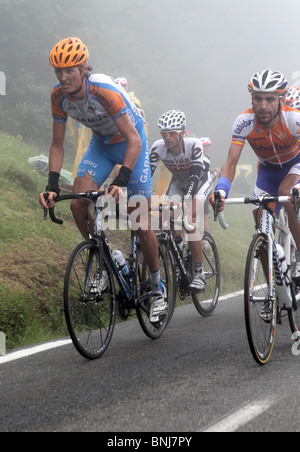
[214,191,220,222]
[43,193,49,221]
[292,187,300,219]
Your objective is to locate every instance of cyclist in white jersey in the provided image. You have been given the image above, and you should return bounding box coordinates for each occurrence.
[150,110,213,293]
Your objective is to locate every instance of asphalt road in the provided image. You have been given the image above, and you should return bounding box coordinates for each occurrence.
[0,294,299,433]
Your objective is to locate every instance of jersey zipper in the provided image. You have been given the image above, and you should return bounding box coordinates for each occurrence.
[269,128,283,168]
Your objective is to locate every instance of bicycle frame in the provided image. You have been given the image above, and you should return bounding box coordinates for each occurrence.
[218,194,300,310]
[157,230,191,285]
[259,208,293,309]
[95,200,151,306]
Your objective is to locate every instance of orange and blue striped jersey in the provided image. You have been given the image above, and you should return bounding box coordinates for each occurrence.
[51,74,145,145]
[231,105,300,168]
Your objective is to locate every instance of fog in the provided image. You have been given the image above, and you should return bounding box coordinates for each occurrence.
[2,0,300,171]
[83,0,300,169]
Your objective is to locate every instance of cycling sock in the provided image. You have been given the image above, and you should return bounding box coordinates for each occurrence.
[194,263,203,274]
[150,269,163,294]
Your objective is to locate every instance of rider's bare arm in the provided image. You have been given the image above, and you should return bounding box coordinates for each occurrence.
[115,113,142,171]
[215,143,243,211]
[108,113,142,203]
[49,121,66,173]
[39,121,66,209]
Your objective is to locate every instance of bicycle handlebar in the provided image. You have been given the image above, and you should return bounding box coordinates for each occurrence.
[152,204,195,232]
[43,191,195,231]
[214,190,300,230]
[43,190,106,225]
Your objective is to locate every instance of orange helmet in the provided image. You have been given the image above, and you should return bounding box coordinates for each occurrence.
[49,37,89,68]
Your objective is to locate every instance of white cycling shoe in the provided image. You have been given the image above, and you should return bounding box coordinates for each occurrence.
[149,284,168,324]
[189,271,206,293]
[90,269,108,294]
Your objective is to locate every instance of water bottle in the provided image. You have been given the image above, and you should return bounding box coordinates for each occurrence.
[112,250,130,275]
[276,244,287,275]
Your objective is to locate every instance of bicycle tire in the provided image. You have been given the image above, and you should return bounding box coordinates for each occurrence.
[244,235,277,365]
[191,232,220,317]
[135,242,172,339]
[64,240,116,360]
[156,236,177,325]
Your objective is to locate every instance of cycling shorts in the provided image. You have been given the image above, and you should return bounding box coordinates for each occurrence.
[77,127,152,198]
[253,160,300,214]
[163,172,213,204]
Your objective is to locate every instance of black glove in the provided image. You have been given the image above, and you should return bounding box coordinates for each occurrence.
[110,166,132,188]
[46,171,60,196]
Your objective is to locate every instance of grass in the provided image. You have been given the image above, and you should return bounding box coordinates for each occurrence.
[0,133,256,349]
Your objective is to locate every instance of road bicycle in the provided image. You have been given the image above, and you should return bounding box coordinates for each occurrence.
[214,190,300,365]
[155,204,220,320]
[44,190,172,360]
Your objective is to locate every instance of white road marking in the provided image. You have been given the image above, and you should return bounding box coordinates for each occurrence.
[0,339,72,364]
[203,398,274,432]
[0,289,245,365]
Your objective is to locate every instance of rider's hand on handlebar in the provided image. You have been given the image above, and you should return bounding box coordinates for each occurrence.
[105,185,125,204]
[39,191,57,210]
[210,190,226,212]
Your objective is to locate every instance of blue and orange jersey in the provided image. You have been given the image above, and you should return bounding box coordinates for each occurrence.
[51,74,145,145]
[231,105,300,168]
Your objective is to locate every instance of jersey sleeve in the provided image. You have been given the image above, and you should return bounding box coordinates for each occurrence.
[51,85,67,123]
[231,109,255,147]
[282,107,300,141]
[149,141,162,177]
[185,141,205,198]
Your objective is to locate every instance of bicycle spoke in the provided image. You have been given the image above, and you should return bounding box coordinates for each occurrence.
[64,241,116,360]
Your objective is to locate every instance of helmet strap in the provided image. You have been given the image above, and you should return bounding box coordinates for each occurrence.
[70,68,87,98]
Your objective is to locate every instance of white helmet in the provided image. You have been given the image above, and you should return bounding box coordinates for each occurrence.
[248,70,288,96]
[291,97,300,110]
[285,86,300,107]
[158,110,186,130]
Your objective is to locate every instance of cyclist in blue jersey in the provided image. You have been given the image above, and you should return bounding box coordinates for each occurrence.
[38,37,167,323]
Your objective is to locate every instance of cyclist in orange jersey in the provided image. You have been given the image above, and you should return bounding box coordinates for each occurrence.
[214,70,300,280]
[39,37,167,323]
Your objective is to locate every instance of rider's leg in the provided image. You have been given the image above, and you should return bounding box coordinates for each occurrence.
[128,195,167,322]
[71,176,99,240]
[186,198,206,293]
[70,135,114,239]
[278,173,300,280]
[278,173,300,250]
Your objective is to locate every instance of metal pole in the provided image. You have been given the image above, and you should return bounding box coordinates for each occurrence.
[0,331,6,356]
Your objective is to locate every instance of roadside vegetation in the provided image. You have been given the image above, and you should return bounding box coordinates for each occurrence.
[0,134,254,349]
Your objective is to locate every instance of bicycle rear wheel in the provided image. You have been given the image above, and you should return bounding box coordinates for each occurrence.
[191,232,220,316]
[135,242,172,339]
[64,240,116,360]
[244,235,277,365]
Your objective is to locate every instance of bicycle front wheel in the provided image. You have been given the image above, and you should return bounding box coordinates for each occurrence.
[64,240,116,360]
[244,235,277,365]
[191,232,220,317]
